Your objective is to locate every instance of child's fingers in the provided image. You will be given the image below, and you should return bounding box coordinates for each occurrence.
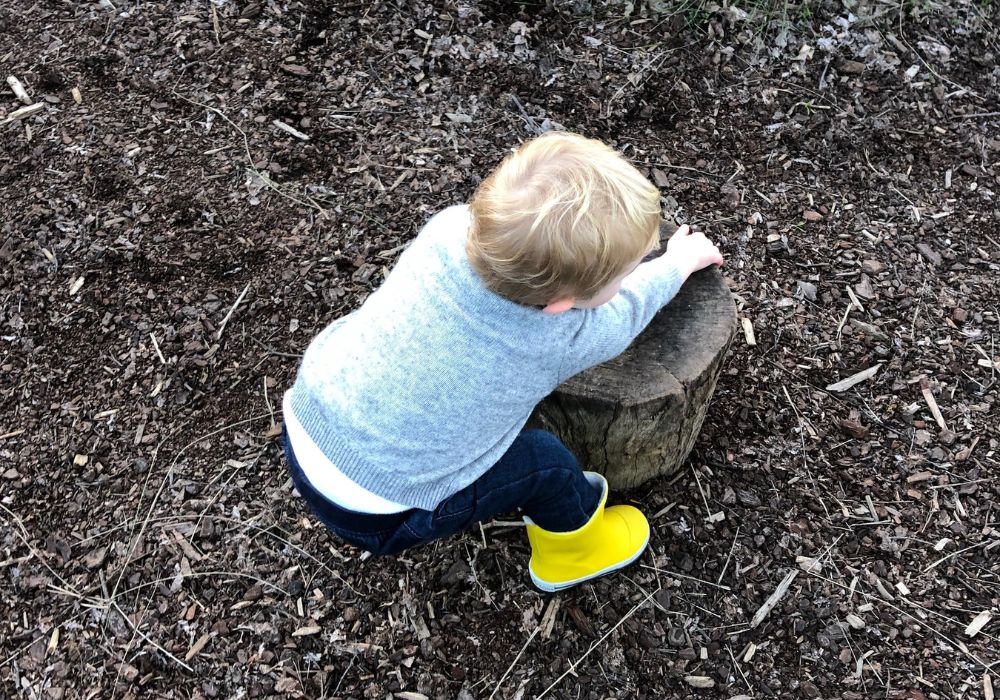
[674,224,691,237]
[711,245,724,266]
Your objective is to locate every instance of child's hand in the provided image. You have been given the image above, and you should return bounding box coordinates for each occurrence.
[666,224,724,278]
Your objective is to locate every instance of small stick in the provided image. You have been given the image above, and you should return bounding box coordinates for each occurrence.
[690,465,713,522]
[918,376,947,430]
[210,2,222,45]
[925,540,991,572]
[0,102,44,126]
[959,111,1000,119]
[826,364,881,392]
[149,332,167,365]
[217,283,250,340]
[750,569,798,628]
[272,119,310,141]
[728,644,753,691]
[263,377,274,427]
[6,75,31,104]
[539,597,560,640]
[836,301,853,340]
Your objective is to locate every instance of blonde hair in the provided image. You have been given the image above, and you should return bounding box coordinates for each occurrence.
[467,131,661,306]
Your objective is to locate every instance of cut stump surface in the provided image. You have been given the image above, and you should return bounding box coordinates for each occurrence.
[532,265,737,490]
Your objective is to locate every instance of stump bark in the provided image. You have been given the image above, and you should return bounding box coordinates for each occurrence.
[531,265,737,490]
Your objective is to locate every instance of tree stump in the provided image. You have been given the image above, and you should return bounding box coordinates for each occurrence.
[531,265,737,490]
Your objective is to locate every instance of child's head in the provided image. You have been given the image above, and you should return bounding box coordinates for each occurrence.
[467,131,661,311]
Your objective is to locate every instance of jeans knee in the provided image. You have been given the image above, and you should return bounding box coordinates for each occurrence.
[522,430,577,467]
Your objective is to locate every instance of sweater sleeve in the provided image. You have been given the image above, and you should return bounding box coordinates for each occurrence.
[558,256,686,381]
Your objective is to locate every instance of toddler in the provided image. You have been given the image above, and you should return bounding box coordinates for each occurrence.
[282,131,723,591]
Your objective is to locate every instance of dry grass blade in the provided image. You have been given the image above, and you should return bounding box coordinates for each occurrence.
[109,414,272,609]
[487,624,540,700]
[536,590,655,699]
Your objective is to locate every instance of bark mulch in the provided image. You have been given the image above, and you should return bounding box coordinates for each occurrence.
[1,1,998,698]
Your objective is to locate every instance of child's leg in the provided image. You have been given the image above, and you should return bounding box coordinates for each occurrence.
[389,428,650,591]
[380,429,602,553]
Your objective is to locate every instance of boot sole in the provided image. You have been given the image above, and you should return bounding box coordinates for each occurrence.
[528,529,650,593]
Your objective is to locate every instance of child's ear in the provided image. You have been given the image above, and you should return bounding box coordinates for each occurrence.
[542,297,576,315]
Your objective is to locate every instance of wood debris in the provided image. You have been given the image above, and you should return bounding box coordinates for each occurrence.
[683,675,715,688]
[0,101,44,125]
[6,75,31,104]
[272,119,310,141]
[918,375,948,430]
[826,364,881,392]
[965,611,992,638]
[750,570,798,628]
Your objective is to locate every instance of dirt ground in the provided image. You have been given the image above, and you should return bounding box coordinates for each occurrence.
[2,1,999,698]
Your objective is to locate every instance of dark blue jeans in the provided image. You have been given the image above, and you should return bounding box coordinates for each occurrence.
[283,428,602,556]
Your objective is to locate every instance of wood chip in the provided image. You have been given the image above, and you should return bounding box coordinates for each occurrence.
[985,674,994,700]
[445,112,473,123]
[855,649,875,678]
[46,627,59,655]
[412,615,431,640]
[826,364,881,392]
[918,376,947,430]
[69,275,85,296]
[845,613,866,629]
[6,75,32,104]
[750,569,798,628]
[0,101,44,126]
[291,624,321,637]
[846,285,865,312]
[539,596,561,640]
[741,317,756,346]
[796,555,822,574]
[272,119,310,141]
[874,578,895,601]
[683,675,715,688]
[184,633,213,661]
[965,611,992,638]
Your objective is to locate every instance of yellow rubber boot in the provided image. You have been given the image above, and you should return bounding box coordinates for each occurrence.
[524,472,650,592]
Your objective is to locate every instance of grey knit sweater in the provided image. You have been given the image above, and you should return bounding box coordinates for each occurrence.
[285,205,684,510]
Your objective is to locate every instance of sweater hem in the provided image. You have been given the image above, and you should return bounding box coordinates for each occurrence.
[287,386,456,511]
